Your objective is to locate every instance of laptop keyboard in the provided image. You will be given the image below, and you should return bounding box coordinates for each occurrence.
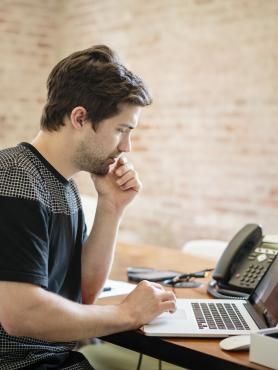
[191,302,250,330]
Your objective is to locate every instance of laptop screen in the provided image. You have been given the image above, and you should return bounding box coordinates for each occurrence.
[249,255,278,327]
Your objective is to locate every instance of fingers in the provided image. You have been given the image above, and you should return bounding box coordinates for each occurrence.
[150,282,164,290]
[115,156,128,168]
[116,170,134,186]
[114,157,142,192]
[122,280,177,328]
[116,172,141,191]
[141,280,177,314]
[113,157,133,177]
[160,300,177,314]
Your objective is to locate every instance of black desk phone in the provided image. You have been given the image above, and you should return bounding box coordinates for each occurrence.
[208,224,278,299]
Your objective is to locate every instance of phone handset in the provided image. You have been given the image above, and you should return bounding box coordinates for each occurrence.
[213,224,262,282]
[208,224,263,299]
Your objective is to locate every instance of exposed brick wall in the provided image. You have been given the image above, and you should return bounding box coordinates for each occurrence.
[1,0,278,248]
[0,0,58,147]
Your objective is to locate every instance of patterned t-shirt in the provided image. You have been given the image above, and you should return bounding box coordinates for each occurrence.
[0,143,92,369]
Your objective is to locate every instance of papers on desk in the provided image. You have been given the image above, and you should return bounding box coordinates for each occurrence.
[99,279,136,298]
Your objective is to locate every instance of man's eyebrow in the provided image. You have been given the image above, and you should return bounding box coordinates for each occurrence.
[118,123,135,130]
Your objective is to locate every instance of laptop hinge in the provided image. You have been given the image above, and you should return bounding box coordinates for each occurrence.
[244,302,268,329]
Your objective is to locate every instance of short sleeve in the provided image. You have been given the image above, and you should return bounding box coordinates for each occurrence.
[0,196,49,288]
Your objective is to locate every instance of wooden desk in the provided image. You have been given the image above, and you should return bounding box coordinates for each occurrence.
[99,243,267,370]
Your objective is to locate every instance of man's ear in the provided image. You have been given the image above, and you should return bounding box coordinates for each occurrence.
[70,107,87,129]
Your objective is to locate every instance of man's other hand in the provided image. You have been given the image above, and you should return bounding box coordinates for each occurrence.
[119,280,177,329]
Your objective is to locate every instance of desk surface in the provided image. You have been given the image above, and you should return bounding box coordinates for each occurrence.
[99,243,268,370]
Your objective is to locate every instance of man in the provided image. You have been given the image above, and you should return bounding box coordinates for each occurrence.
[0,45,176,369]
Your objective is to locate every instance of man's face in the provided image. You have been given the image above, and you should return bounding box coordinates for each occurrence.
[73,104,141,175]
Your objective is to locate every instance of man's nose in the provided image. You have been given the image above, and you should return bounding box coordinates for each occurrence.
[118,135,131,153]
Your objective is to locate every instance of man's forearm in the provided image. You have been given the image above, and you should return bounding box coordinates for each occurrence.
[81,198,123,304]
[0,282,133,342]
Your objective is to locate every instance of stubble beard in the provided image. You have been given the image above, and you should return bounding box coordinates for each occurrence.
[73,141,116,176]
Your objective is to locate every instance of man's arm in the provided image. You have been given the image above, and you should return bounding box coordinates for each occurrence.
[81,200,121,304]
[0,280,176,342]
[81,157,142,304]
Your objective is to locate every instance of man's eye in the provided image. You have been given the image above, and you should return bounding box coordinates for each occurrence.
[117,128,126,133]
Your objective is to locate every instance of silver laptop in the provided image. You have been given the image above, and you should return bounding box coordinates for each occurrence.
[143,255,278,337]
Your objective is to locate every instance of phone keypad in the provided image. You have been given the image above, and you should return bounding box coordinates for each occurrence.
[239,264,266,287]
[231,246,278,290]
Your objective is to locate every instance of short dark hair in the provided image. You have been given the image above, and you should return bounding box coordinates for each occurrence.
[40,45,152,131]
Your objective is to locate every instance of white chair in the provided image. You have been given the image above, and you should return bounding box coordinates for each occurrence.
[182,239,227,261]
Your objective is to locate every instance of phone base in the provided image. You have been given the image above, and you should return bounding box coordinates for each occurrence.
[207,279,249,299]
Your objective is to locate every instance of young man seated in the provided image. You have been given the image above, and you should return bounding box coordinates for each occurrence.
[0,45,176,370]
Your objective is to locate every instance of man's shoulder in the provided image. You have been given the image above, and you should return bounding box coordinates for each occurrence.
[0,144,23,167]
[0,144,45,200]
[0,144,82,214]
[1,143,36,169]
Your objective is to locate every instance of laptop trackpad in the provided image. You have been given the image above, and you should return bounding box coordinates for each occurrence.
[171,308,186,319]
[153,309,187,323]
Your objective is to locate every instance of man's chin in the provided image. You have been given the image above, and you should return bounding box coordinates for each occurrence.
[91,166,110,176]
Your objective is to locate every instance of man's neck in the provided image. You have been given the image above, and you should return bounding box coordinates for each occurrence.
[31,130,77,180]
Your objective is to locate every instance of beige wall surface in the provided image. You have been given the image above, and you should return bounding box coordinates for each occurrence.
[1,0,278,248]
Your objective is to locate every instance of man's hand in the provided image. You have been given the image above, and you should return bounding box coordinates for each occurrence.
[91,156,142,214]
[119,280,177,329]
